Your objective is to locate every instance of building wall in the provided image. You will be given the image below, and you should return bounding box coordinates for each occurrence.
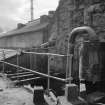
[0,31,43,49]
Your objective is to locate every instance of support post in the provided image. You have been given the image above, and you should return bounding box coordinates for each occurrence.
[17,50,20,72]
[65,38,73,97]
[47,55,50,90]
[17,49,22,73]
[66,54,69,80]
[16,50,20,81]
[66,39,71,83]
[69,54,73,84]
[17,53,19,71]
[30,52,32,70]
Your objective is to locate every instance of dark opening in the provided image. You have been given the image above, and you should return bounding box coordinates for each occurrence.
[81,42,105,94]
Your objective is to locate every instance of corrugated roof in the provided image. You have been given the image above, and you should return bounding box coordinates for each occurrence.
[0,19,49,38]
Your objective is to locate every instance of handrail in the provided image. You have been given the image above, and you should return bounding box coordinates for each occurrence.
[0,49,69,57]
[0,61,72,82]
[0,49,16,52]
[0,48,73,93]
[22,51,67,57]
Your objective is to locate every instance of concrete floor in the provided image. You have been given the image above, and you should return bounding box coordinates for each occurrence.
[0,75,34,105]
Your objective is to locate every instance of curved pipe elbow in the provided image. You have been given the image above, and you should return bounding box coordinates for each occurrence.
[69,26,97,44]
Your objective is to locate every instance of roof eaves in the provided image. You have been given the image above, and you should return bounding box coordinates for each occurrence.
[0,23,49,39]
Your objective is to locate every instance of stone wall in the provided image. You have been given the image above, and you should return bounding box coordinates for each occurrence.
[49,0,105,54]
[48,0,105,72]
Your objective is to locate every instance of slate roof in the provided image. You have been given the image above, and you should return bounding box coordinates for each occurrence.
[0,18,49,38]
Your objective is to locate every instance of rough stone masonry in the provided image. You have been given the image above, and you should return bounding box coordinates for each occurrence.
[48,0,105,72]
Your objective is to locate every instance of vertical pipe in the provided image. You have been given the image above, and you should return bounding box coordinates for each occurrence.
[66,39,70,82]
[65,39,70,97]
[47,55,50,90]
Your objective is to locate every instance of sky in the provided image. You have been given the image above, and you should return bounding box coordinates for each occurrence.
[0,0,59,32]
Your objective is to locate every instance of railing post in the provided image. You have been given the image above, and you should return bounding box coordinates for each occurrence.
[47,55,50,90]
[66,54,69,81]
[66,41,71,83]
[17,50,19,71]
[30,52,32,69]
[65,39,73,97]
[17,49,21,72]
[69,54,73,84]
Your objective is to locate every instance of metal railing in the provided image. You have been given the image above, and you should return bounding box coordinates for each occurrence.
[0,49,73,90]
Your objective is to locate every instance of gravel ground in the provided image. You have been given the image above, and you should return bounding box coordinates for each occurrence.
[0,75,34,105]
[0,74,87,105]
